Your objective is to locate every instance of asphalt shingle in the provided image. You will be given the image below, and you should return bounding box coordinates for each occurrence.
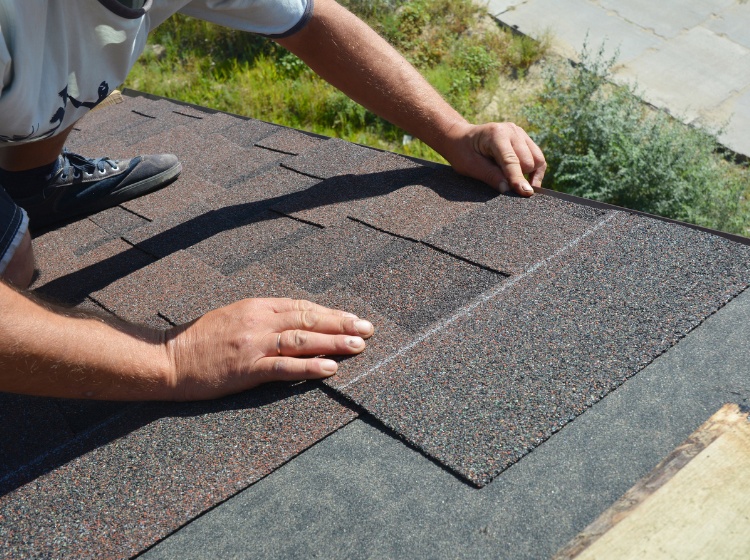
[254,127,321,154]
[32,220,155,307]
[337,212,750,485]
[219,119,280,146]
[425,192,610,274]
[0,384,357,559]
[266,219,413,295]
[9,92,750,556]
[281,137,379,178]
[0,394,74,481]
[348,167,496,239]
[271,151,428,227]
[187,210,321,275]
[342,240,505,334]
[90,250,229,326]
[88,205,151,237]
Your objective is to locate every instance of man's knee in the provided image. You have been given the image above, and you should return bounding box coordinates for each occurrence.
[2,230,35,289]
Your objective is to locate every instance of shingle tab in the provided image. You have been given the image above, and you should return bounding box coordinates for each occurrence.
[188,210,321,275]
[162,262,315,325]
[204,165,321,212]
[122,175,225,221]
[88,205,150,236]
[123,206,260,259]
[90,250,228,326]
[265,219,413,294]
[348,166,496,239]
[281,137,380,178]
[342,241,505,334]
[126,127,285,188]
[215,119,281,148]
[0,384,356,559]
[255,127,324,154]
[66,102,146,148]
[316,293,423,390]
[270,152,428,227]
[336,212,750,485]
[32,220,155,307]
[425,192,609,273]
[113,107,189,146]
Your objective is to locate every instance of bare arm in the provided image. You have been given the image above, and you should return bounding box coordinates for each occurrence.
[276,0,546,195]
[0,280,373,401]
[0,280,172,400]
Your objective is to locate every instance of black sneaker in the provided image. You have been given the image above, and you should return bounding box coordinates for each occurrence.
[12,149,181,229]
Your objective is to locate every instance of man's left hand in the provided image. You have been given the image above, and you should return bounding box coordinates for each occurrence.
[443,121,546,197]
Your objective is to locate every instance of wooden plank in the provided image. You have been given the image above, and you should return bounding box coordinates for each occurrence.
[554,403,750,560]
[90,90,123,112]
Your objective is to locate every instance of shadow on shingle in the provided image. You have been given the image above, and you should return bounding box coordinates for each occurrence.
[34,159,494,318]
[0,381,344,498]
[34,243,156,307]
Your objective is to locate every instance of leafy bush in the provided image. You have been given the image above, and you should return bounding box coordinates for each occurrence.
[524,44,749,234]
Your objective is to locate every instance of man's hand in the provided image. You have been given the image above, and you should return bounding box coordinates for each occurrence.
[277,0,546,199]
[443,121,546,197]
[165,298,373,401]
[0,281,372,401]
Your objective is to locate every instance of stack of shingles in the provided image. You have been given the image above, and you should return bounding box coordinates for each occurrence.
[1,93,749,558]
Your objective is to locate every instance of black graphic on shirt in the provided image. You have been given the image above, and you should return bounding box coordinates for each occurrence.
[0,80,110,143]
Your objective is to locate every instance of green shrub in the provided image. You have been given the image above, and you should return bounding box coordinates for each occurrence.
[524,44,749,234]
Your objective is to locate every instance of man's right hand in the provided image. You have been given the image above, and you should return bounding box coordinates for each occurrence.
[165,298,373,401]
[1,280,372,401]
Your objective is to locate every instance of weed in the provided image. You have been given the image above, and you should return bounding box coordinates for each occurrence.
[524,43,749,234]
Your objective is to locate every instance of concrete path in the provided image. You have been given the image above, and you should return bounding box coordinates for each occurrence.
[489,0,750,157]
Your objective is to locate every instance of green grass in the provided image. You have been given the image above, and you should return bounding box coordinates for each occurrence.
[125,0,546,162]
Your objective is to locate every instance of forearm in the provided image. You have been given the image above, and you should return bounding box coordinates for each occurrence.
[276,0,467,158]
[0,281,173,400]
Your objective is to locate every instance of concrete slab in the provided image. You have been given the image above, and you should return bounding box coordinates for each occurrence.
[486,0,528,16]
[495,0,750,157]
[497,0,662,64]
[613,26,750,124]
[141,287,750,559]
[719,87,750,156]
[598,0,735,40]
[705,3,750,50]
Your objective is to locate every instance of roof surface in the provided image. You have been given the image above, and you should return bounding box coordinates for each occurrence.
[1,92,749,558]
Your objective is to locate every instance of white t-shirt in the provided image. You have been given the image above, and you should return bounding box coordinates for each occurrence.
[0,0,312,146]
[0,0,311,271]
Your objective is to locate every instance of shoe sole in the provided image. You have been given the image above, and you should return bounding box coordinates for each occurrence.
[108,160,183,205]
[30,161,183,231]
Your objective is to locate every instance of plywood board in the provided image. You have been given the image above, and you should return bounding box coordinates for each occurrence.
[555,403,750,560]
[91,89,123,112]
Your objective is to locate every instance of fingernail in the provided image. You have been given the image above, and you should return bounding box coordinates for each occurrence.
[342,312,359,318]
[354,319,373,335]
[499,180,509,194]
[320,360,338,375]
[522,182,533,193]
[346,336,365,349]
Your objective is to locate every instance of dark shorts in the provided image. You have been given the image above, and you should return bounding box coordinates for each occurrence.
[0,187,28,275]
